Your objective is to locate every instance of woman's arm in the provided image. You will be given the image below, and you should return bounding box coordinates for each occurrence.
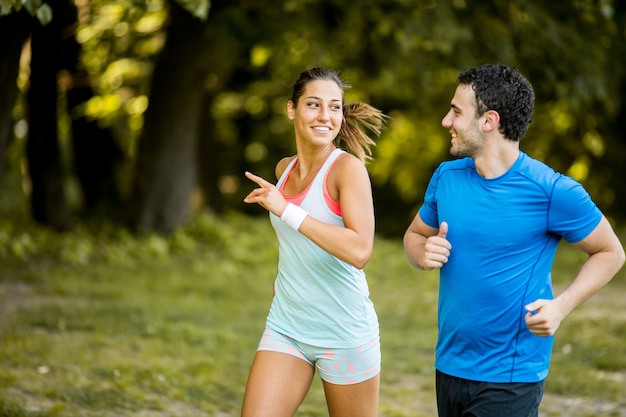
[297,153,375,269]
[243,153,374,269]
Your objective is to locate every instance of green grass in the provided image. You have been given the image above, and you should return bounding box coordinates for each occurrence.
[0,212,625,416]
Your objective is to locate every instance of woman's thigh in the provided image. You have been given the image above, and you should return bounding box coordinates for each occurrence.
[241,350,315,417]
[322,373,380,417]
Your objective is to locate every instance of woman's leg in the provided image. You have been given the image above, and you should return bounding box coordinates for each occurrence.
[241,350,315,417]
[322,373,380,417]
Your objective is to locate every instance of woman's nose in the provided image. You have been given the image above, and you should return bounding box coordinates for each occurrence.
[317,107,330,121]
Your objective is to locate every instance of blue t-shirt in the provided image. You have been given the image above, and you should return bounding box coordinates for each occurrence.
[418,152,601,383]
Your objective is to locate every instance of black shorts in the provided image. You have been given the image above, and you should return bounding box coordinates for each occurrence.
[436,370,546,417]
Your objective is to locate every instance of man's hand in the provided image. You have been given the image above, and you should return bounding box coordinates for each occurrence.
[420,222,451,269]
[524,299,566,337]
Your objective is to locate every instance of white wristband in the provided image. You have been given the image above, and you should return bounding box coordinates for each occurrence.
[280,202,308,231]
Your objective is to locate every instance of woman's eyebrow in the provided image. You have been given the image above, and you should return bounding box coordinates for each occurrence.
[305,95,342,102]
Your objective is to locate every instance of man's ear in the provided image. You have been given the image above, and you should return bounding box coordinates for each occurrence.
[482,109,500,132]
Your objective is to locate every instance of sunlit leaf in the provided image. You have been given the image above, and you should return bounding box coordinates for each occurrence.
[34,2,51,24]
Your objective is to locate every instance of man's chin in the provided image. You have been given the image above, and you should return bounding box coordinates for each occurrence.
[450,147,469,159]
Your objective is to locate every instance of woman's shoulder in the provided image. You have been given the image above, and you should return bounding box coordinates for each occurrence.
[333,150,366,171]
[328,151,369,189]
[275,155,297,180]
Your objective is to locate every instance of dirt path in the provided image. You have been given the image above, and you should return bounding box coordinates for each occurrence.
[540,393,626,417]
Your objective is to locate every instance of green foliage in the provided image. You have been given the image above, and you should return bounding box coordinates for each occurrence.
[5,0,626,232]
[0,396,55,417]
[0,211,245,268]
[70,0,170,159]
[177,0,208,20]
[185,0,626,232]
[0,0,52,24]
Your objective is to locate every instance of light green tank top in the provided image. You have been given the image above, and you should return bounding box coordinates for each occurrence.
[266,149,379,347]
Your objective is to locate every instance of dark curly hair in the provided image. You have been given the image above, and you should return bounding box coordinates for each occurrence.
[458,64,534,141]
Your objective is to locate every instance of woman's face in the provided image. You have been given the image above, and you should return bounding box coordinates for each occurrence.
[287,79,343,148]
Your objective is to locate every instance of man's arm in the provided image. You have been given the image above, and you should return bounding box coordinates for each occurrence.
[525,216,625,336]
[403,215,451,270]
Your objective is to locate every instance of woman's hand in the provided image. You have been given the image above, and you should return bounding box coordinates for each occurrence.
[243,171,287,217]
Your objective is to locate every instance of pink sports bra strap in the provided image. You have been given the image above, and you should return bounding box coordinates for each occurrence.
[279,155,342,216]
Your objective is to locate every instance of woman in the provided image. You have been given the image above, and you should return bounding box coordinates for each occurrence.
[241,67,387,417]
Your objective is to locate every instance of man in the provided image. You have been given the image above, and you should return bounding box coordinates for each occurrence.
[403,63,624,417]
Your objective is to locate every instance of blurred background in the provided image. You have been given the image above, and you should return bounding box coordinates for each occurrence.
[1,0,625,237]
[2,2,626,415]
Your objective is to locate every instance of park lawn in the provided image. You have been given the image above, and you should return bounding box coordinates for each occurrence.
[0,213,625,417]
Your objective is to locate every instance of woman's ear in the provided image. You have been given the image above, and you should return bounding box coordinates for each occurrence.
[287,100,295,120]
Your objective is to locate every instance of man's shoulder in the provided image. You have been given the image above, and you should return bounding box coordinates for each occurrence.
[517,152,563,183]
[516,153,591,203]
[437,157,474,173]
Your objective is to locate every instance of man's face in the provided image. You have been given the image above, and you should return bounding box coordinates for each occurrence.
[441,84,485,158]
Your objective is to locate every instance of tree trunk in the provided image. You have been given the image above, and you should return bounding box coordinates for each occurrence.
[126,0,213,234]
[66,86,124,217]
[0,11,31,179]
[60,5,124,217]
[195,0,241,216]
[26,0,73,231]
[197,92,223,214]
